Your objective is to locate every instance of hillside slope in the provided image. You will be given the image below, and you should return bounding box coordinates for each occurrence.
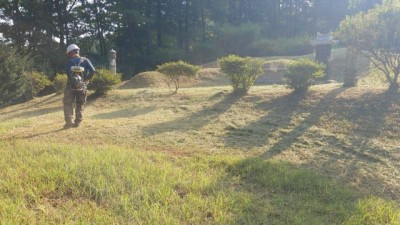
[1,84,399,200]
[118,48,371,90]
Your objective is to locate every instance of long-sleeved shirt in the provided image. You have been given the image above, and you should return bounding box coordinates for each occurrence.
[66,56,95,81]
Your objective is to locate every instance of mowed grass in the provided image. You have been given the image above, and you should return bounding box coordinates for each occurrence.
[1,83,400,224]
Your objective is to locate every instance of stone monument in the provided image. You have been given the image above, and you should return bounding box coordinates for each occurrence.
[310,32,337,80]
[109,49,117,74]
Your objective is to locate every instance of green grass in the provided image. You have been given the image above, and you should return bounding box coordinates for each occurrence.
[0,139,398,224]
[0,119,32,135]
[0,140,366,224]
[343,197,400,225]
[0,141,241,224]
[0,77,400,224]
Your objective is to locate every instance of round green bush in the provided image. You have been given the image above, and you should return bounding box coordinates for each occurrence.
[53,73,68,94]
[26,71,52,98]
[284,59,325,92]
[88,69,122,96]
[156,60,200,93]
[218,55,265,94]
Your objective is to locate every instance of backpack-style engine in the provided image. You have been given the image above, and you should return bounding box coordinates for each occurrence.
[69,59,86,91]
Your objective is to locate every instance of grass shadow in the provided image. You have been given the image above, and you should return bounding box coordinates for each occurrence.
[224,90,307,149]
[1,106,63,121]
[1,126,65,142]
[261,88,346,158]
[91,107,156,120]
[223,157,358,224]
[0,94,61,116]
[142,93,243,136]
[309,91,400,200]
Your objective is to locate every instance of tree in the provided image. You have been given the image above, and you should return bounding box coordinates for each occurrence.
[349,0,383,12]
[0,47,34,106]
[218,55,265,94]
[313,0,349,33]
[0,0,387,82]
[0,0,83,74]
[156,61,200,93]
[337,1,400,92]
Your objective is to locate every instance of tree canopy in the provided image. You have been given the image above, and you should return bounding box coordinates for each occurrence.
[0,0,383,77]
[337,0,400,92]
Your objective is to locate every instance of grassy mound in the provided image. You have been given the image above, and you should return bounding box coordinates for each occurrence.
[0,85,399,224]
[118,71,168,89]
[118,68,230,90]
[119,48,373,90]
[2,48,399,223]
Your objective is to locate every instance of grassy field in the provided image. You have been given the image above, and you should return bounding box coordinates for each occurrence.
[1,55,400,224]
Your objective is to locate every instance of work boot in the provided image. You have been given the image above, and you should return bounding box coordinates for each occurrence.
[73,120,81,128]
[63,122,75,129]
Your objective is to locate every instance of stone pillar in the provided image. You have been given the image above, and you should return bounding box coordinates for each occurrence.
[109,49,117,74]
[310,32,336,81]
[343,48,358,87]
[315,44,332,80]
[315,44,332,65]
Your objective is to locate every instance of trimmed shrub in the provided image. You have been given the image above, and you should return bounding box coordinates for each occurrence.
[88,69,122,96]
[25,71,51,99]
[53,73,68,94]
[156,61,200,93]
[0,47,34,106]
[284,59,325,92]
[218,55,265,94]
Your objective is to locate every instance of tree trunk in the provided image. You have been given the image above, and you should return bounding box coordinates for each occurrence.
[156,0,162,47]
[54,0,65,46]
[200,0,206,42]
[184,0,190,53]
[388,71,399,93]
[145,0,152,54]
[388,82,399,93]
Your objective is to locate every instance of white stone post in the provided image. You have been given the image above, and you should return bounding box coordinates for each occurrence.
[109,49,117,74]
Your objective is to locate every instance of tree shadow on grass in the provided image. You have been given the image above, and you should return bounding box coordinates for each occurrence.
[21,128,65,140]
[1,106,63,121]
[261,88,346,158]
[247,89,400,200]
[141,93,243,136]
[0,94,61,117]
[0,92,100,121]
[310,134,400,201]
[219,157,357,224]
[91,107,156,120]
[217,90,400,223]
[348,91,399,139]
[0,125,66,141]
[224,90,308,149]
[310,91,400,200]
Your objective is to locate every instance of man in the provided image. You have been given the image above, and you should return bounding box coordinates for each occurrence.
[63,44,95,129]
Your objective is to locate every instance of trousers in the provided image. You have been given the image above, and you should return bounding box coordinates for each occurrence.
[63,87,87,124]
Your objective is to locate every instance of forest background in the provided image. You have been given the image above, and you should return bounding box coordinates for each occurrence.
[0,0,382,79]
